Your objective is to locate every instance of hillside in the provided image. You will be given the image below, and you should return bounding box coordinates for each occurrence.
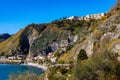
[59,1,120,62]
[0,19,100,57]
[0,30,24,55]
[60,14,120,62]
[45,2,120,80]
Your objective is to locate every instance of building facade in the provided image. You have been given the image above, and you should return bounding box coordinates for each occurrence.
[67,13,106,20]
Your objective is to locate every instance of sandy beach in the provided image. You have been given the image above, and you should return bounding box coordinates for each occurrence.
[21,62,47,71]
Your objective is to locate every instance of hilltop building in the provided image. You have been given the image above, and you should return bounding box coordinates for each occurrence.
[67,13,106,20]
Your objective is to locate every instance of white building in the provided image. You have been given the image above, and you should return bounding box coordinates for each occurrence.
[50,57,57,63]
[79,16,84,20]
[34,55,45,60]
[88,13,106,19]
[67,16,80,20]
[8,56,16,60]
[47,52,57,63]
[17,55,24,60]
[0,56,7,60]
[47,52,53,59]
[67,13,106,20]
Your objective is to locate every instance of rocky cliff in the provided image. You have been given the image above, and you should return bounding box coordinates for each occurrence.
[60,11,120,62]
[0,19,93,58]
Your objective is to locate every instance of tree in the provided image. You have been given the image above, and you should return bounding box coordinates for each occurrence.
[9,71,40,80]
[77,49,88,61]
[0,52,5,56]
[74,50,120,80]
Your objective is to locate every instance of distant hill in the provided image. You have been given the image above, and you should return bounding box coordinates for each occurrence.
[0,33,11,43]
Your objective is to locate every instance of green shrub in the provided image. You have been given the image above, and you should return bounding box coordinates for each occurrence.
[58,60,65,64]
[47,66,66,80]
[0,52,5,56]
[93,30,104,40]
[74,50,119,80]
[109,25,117,32]
[66,44,74,52]
[9,71,41,80]
[59,68,68,75]
[77,49,88,61]
[113,19,120,24]
[54,51,61,57]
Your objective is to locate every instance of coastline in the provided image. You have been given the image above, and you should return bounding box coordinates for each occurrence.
[0,59,21,64]
[0,59,47,71]
[21,62,48,71]
[0,63,44,80]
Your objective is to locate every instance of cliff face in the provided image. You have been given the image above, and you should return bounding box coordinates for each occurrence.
[60,14,120,62]
[0,21,83,57]
[85,14,120,56]
[30,27,71,56]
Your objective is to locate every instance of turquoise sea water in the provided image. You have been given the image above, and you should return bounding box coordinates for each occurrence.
[0,64,43,80]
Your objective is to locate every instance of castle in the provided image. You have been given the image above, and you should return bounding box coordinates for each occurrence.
[67,13,106,20]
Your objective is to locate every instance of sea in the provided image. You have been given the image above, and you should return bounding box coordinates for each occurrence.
[0,64,44,80]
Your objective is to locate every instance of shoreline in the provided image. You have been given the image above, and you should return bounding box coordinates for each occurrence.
[0,60,48,71]
[21,62,48,71]
[0,60,21,64]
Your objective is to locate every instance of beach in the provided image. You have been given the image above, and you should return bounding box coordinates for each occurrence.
[22,62,48,71]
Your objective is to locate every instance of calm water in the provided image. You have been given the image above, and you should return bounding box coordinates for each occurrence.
[0,64,44,80]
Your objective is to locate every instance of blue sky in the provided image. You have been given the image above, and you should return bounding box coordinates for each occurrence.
[0,0,116,34]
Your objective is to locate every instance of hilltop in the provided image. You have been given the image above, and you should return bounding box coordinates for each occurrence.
[67,13,106,20]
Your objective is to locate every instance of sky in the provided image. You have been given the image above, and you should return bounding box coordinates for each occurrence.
[0,0,116,34]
